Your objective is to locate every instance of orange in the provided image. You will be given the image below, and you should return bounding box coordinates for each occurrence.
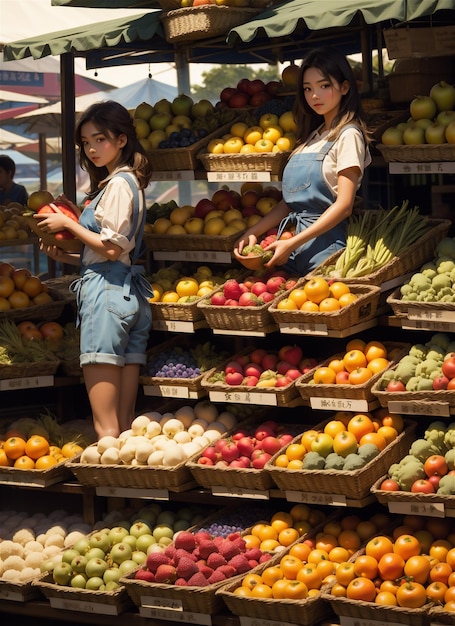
[318,297,341,312]
[25,435,49,460]
[403,555,431,584]
[329,546,350,564]
[376,425,398,445]
[338,529,361,552]
[161,291,179,303]
[261,565,283,587]
[35,455,58,470]
[296,563,323,589]
[3,436,26,460]
[353,554,379,579]
[335,562,356,586]
[288,288,308,308]
[308,548,330,564]
[430,562,453,585]
[8,290,30,309]
[303,277,330,304]
[0,449,12,467]
[260,539,280,551]
[0,275,15,298]
[359,432,387,451]
[393,534,421,560]
[255,524,278,543]
[271,578,289,599]
[327,360,346,375]
[316,533,339,553]
[61,442,84,458]
[313,366,336,385]
[329,281,350,300]
[378,552,405,580]
[286,443,306,461]
[331,582,348,597]
[274,454,289,468]
[343,349,367,372]
[14,455,35,469]
[242,573,263,590]
[175,277,199,298]
[345,338,366,351]
[364,340,388,361]
[426,581,448,603]
[280,555,304,580]
[250,583,273,599]
[22,276,43,298]
[375,591,397,606]
[289,542,311,562]
[346,577,377,602]
[270,511,293,533]
[233,586,251,597]
[381,412,404,433]
[277,297,298,310]
[338,292,358,307]
[300,300,319,312]
[367,357,390,374]
[365,535,394,561]
[242,534,261,550]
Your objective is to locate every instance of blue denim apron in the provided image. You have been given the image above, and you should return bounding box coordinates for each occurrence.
[70,172,152,366]
[278,127,356,275]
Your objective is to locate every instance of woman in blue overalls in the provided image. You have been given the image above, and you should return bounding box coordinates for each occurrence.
[235,47,371,275]
[36,101,153,440]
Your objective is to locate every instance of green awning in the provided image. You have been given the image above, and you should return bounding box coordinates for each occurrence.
[227,0,455,44]
[3,10,163,61]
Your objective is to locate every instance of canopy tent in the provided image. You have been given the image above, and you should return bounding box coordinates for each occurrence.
[0,128,34,148]
[0,90,49,104]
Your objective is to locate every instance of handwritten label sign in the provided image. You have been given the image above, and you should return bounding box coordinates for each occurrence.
[207,172,271,183]
[152,319,197,333]
[278,322,328,335]
[286,490,347,506]
[211,486,270,499]
[310,397,369,412]
[209,390,277,406]
[389,163,455,175]
[143,384,199,399]
[340,614,404,626]
[139,606,212,624]
[388,400,451,417]
[96,487,169,500]
[50,597,119,614]
[0,375,54,391]
[388,500,445,518]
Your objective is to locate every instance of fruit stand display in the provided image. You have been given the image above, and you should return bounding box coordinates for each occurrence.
[2,21,455,626]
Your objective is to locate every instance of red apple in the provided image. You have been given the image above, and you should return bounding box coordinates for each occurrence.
[250,349,268,364]
[240,190,261,210]
[225,299,239,306]
[243,375,259,387]
[225,372,244,386]
[279,434,294,447]
[223,279,242,300]
[237,436,255,457]
[249,92,271,107]
[277,360,294,375]
[251,281,268,297]
[221,441,240,463]
[211,189,238,211]
[210,292,227,306]
[442,357,455,380]
[261,353,278,370]
[198,457,214,466]
[194,198,216,219]
[279,345,303,366]
[433,375,449,390]
[244,363,263,378]
[251,451,272,469]
[411,479,435,494]
[386,380,406,392]
[261,436,282,455]
[266,275,286,294]
[220,87,237,104]
[254,425,275,441]
[299,357,318,373]
[247,79,266,96]
[225,361,244,375]
[265,81,281,96]
[239,292,259,306]
[237,78,251,93]
[202,446,218,463]
[257,292,275,303]
[335,371,350,384]
[229,92,250,108]
[275,375,292,388]
[285,368,302,381]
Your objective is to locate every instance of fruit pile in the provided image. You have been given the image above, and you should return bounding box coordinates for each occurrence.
[0,262,55,311]
[132,97,237,151]
[273,409,404,471]
[380,420,455,495]
[142,340,225,379]
[230,510,391,601]
[206,344,317,389]
[377,332,455,392]
[0,319,60,368]
[0,201,30,242]
[206,112,297,155]
[79,403,237,466]
[275,277,359,313]
[148,182,282,236]
[207,272,297,307]
[328,516,455,610]
[398,236,455,303]
[310,339,393,386]
[196,418,297,470]
[147,264,244,304]
[381,80,455,146]
[24,190,79,242]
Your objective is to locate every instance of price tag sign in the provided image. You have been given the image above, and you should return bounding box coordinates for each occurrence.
[50,597,119,614]
[140,606,212,624]
[388,400,450,417]
[240,616,299,626]
[143,384,199,399]
[207,172,271,183]
[389,162,455,175]
[286,490,347,506]
[278,322,328,335]
[211,486,270,499]
[96,487,169,500]
[310,397,369,412]
[0,589,24,601]
[340,615,404,626]
[150,170,195,181]
[388,500,445,518]
[152,320,197,333]
[0,375,54,391]
[153,250,231,264]
[209,390,277,406]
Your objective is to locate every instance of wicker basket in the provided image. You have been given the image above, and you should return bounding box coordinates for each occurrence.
[371,371,455,412]
[296,341,410,405]
[217,578,332,626]
[67,451,197,492]
[266,421,416,500]
[161,6,260,43]
[120,567,244,615]
[143,229,241,252]
[371,474,455,511]
[429,606,455,625]
[377,143,455,163]
[23,216,83,252]
[0,286,70,323]
[306,218,451,286]
[197,286,277,333]
[0,454,75,487]
[151,297,206,323]
[386,287,455,319]
[0,357,60,381]
[0,578,42,602]
[32,572,133,615]
[322,590,432,626]
[146,120,237,171]
[59,356,82,378]
[198,150,291,176]
[269,282,382,331]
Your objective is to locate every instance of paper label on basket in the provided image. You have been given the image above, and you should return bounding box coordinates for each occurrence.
[340,616,404,626]
[310,397,368,412]
[141,595,183,610]
[389,162,455,175]
[286,490,347,506]
[278,322,328,335]
[240,617,298,626]
[143,384,200,399]
[207,172,271,183]
[388,500,445,518]
[96,486,169,500]
[0,375,54,391]
[50,597,119,614]
[0,589,24,601]
[402,314,455,332]
[140,606,212,625]
[211,486,269,499]
[406,308,454,323]
[388,400,450,417]
[150,170,195,181]
[153,250,231,264]
[152,320,197,333]
[209,390,277,405]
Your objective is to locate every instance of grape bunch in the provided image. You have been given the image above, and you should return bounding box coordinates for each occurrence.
[143,341,226,379]
[254,95,296,120]
[199,503,279,537]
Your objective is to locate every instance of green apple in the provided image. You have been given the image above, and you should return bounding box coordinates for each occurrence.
[71,574,87,589]
[86,557,108,578]
[152,524,174,543]
[85,547,106,561]
[149,112,173,132]
[40,559,56,574]
[122,534,137,550]
[108,526,129,545]
[61,548,80,565]
[133,118,150,139]
[71,555,88,574]
[132,550,147,565]
[53,562,73,586]
[154,98,172,115]
[311,432,334,458]
[109,542,133,565]
[129,521,153,538]
[119,559,138,576]
[73,538,90,555]
[89,531,110,553]
[148,130,167,150]
[103,567,122,585]
[134,102,154,121]
[158,535,173,547]
[135,534,156,553]
[85,576,104,591]
[105,580,120,591]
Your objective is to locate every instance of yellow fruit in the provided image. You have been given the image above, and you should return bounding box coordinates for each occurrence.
[207,138,225,154]
[161,291,180,303]
[223,137,244,154]
[166,224,187,235]
[275,136,292,151]
[169,206,192,225]
[240,144,256,154]
[152,217,172,234]
[244,126,263,145]
[231,121,249,138]
[176,278,199,298]
[279,111,298,133]
[204,217,226,235]
[262,125,283,144]
[149,283,163,302]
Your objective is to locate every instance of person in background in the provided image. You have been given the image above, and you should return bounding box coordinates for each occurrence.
[0,155,29,206]
[37,100,153,440]
[235,46,371,275]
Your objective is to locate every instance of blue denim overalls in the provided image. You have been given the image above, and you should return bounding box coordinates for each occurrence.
[278,126,358,275]
[71,172,152,367]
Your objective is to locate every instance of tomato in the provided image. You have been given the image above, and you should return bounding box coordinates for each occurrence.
[278,527,300,546]
[331,582,348,597]
[379,580,400,595]
[444,586,455,604]
[307,548,330,565]
[242,573,263,590]
[285,580,309,599]
[25,435,49,460]
[430,562,453,585]
[381,412,404,433]
[444,600,455,612]
[403,555,431,584]
[296,563,323,589]
[336,562,356,586]
[365,535,394,561]
[233,586,251,597]
[346,577,377,602]
[411,479,435,494]
[375,591,397,606]
[448,378,455,390]
[442,357,455,380]
[280,555,304,580]
[426,581,448,603]
[424,454,449,477]
[3,436,27,460]
[347,414,375,441]
[380,478,400,491]
[378,552,405,580]
[250,583,273,599]
[393,534,421,560]
[396,581,427,608]
[386,380,406,392]
[271,578,289,599]
[261,565,283,587]
[353,554,379,579]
